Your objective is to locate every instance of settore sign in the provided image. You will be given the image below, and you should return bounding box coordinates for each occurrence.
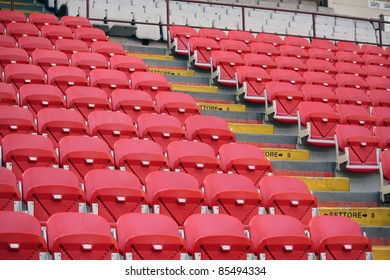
[368,0,390,9]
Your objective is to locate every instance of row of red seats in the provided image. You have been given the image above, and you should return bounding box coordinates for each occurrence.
[0,210,372,260]
[169,26,390,57]
[1,165,316,228]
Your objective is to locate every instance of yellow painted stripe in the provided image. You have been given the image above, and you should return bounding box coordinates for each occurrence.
[0,8,42,13]
[319,207,390,226]
[0,1,36,5]
[262,148,310,161]
[228,123,274,135]
[128,53,174,61]
[294,176,350,192]
[172,83,219,93]
[373,246,390,260]
[148,67,195,76]
[198,102,246,112]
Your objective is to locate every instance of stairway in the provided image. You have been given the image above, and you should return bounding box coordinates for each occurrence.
[117,37,390,260]
[0,0,44,13]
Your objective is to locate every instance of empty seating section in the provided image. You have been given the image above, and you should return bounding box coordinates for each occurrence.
[2,2,389,261]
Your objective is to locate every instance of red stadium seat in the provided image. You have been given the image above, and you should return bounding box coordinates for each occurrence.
[29,13,59,30]
[203,173,264,226]
[46,212,119,260]
[4,64,46,90]
[54,39,89,60]
[22,167,85,225]
[5,22,39,41]
[249,215,314,260]
[61,15,92,32]
[264,81,303,122]
[0,47,30,74]
[71,52,108,76]
[257,33,284,46]
[198,28,228,41]
[284,35,311,49]
[2,134,59,180]
[275,56,308,74]
[335,62,367,78]
[0,34,17,48]
[0,105,36,143]
[47,66,88,95]
[380,149,390,202]
[362,54,390,67]
[183,214,254,260]
[169,26,198,55]
[308,48,337,63]
[335,125,380,172]
[0,82,18,106]
[301,84,338,107]
[211,51,245,86]
[335,73,369,90]
[0,211,47,260]
[219,39,251,58]
[41,25,74,44]
[0,166,21,211]
[337,41,363,55]
[311,38,338,52]
[185,115,236,155]
[365,65,390,79]
[219,143,272,185]
[32,49,70,74]
[62,88,97,120]
[146,171,207,226]
[369,89,390,107]
[155,91,200,126]
[91,41,126,60]
[372,106,390,127]
[74,27,108,48]
[19,84,65,118]
[188,36,220,70]
[297,101,339,146]
[367,76,390,91]
[279,45,309,61]
[37,108,88,147]
[131,72,172,99]
[303,71,338,89]
[336,104,374,130]
[109,55,148,80]
[335,51,364,65]
[250,42,280,58]
[0,10,27,26]
[89,69,130,98]
[84,169,146,225]
[228,30,256,44]
[309,216,372,260]
[335,87,371,108]
[270,69,305,88]
[362,44,388,57]
[306,59,338,76]
[88,110,137,150]
[59,136,115,182]
[374,126,390,150]
[111,89,156,121]
[18,36,53,57]
[259,176,317,226]
[236,66,272,103]
[243,53,277,72]
[167,141,220,186]
[0,22,3,34]
[114,138,168,185]
[137,113,186,152]
[117,213,187,260]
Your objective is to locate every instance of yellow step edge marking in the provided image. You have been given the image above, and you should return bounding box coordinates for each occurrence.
[198,102,246,112]
[373,246,390,260]
[172,83,219,93]
[262,148,310,161]
[148,67,195,76]
[228,123,274,135]
[127,52,174,61]
[293,176,350,192]
[319,207,390,226]
[0,1,36,5]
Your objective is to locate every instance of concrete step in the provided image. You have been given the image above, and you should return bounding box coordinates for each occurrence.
[0,3,43,11]
[198,102,246,112]
[318,207,390,226]
[202,109,264,124]
[271,160,336,177]
[372,246,390,260]
[315,192,380,207]
[228,123,274,134]
[236,132,297,149]
[295,176,350,192]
